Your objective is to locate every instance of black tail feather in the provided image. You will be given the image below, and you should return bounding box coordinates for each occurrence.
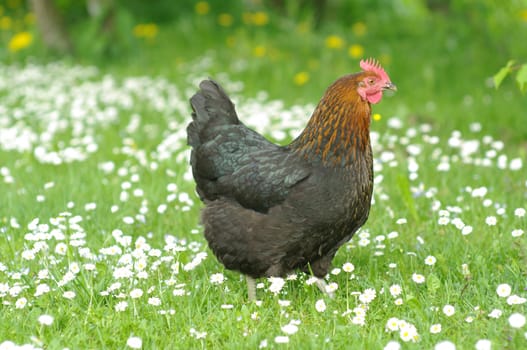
[187,79,239,148]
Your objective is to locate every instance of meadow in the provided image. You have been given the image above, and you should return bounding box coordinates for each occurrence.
[1,1,527,349]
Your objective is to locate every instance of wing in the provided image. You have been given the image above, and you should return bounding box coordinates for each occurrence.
[191,124,311,213]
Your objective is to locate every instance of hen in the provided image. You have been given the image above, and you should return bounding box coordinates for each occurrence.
[187,59,396,300]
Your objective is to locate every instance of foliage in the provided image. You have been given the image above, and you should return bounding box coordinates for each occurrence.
[494,60,527,93]
[2,0,527,61]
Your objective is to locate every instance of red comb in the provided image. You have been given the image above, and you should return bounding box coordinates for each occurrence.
[360,58,390,81]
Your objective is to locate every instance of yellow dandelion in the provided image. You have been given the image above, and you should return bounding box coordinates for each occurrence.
[293,72,310,86]
[133,24,144,37]
[520,9,527,21]
[24,12,35,25]
[251,11,269,26]
[373,113,382,121]
[348,44,364,58]
[195,1,210,16]
[325,35,344,49]
[252,45,266,57]
[352,21,367,37]
[7,0,21,9]
[226,36,236,47]
[133,23,158,39]
[0,16,12,30]
[218,13,233,27]
[8,31,32,52]
[143,23,158,39]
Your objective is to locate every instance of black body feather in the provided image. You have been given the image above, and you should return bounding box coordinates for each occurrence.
[187,79,373,279]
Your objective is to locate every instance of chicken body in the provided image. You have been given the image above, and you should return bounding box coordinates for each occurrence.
[187,60,395,298]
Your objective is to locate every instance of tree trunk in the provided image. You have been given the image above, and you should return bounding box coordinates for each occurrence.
[30,0,73,54]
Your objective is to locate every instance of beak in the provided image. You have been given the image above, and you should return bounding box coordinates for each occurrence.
[383,82,397,91]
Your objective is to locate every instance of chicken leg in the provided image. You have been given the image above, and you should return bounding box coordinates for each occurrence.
[246,275,257,301]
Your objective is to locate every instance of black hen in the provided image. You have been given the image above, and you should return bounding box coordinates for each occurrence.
[187,59,396,299]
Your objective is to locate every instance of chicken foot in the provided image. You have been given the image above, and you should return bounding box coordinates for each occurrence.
[315,278,335,298]
[246,275,334,300]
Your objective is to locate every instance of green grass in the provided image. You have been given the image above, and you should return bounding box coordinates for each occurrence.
[1,9,527,350]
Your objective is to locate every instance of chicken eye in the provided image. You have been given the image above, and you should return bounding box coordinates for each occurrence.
[368,78,375,85]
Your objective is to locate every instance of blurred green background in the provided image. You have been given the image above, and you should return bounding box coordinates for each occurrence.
[1,0,527,142]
